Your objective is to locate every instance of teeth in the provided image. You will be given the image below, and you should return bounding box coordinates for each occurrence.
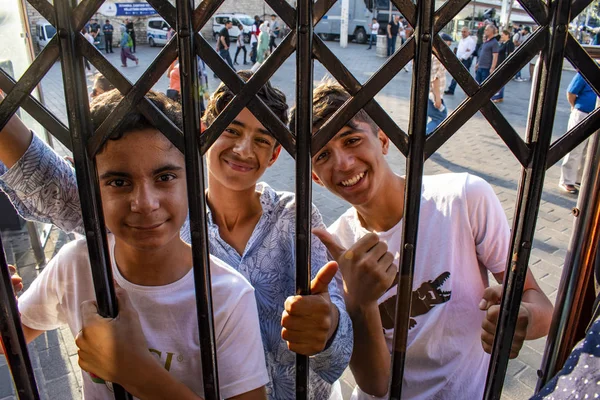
[341,172,365,187]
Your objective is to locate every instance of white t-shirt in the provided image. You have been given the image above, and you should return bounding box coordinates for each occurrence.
[18,236,269,400]
[371,23,380,35]
[84,32,94,45]
[328,173,509,400]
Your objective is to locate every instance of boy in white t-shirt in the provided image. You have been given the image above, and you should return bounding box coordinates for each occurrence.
[301,81,554,399]
[3,90,268,400]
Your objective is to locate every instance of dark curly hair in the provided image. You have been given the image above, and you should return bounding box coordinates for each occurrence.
[90,89,183,152]
[202,70,288,131]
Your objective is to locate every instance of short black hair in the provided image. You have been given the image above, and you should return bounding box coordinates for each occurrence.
[271,14,277,17]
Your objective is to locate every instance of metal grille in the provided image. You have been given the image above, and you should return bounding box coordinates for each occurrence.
[0,0,599,399]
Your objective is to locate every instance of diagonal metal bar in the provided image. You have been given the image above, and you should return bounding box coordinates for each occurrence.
[564,34,600,98]
[246,99,297,156]
[483,0,573,396]
[28,0,56,25]
[391,0,417,27]
[200,32,297,155]
[546,108,600,168]
[425,29,547,159]
[192,0,226,33]
[571,0,594,20]
[312,38,415,152]
[71,0,104,30]
[0,69,71,149]
[177,0,220,397]
[0,241,40,400]
[515,0,550,26]
[314,0,336,25]
[431,35,530,166]
[0,38,59,132]
[77,36,185,152]
[312,36,409,155]
[146,0,177,25]
[266,0,296,28]
[390,0,436,397]
[88,40,178,155]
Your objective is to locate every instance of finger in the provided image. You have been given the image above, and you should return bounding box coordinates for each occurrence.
[481,312,499,335]
[310,261,338,294]
[479,285,503,310]
[8,265,16,274]
[380,252,395,269]
[351,233,382,256]
[481,330,495,350]
[312,228,346,261]
[80,300,101,327]
[366,241,389,263]
[11,276,23,293]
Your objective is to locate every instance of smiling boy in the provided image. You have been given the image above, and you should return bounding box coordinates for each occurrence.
[1,90,268,399]
[301,81,554,399]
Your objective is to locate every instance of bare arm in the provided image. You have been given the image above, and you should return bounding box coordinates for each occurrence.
[490,53,499,72]
[387,24,392,38]
[0,325,46,355]
[228,387,267,400]
[0,110,34,168]
[431,77,442,109]
[567,92,577,108]
[220,35,228,49]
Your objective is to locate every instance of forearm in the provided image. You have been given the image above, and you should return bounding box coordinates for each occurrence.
[0,112,33,168]
[491,55,498,71]
[567,93,577,108]
[123,361,202,400]
[521,288,553,340]
[348,304,390,397]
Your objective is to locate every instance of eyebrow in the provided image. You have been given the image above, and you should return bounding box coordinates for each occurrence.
[230,119,272,136]
[99,164,184,180]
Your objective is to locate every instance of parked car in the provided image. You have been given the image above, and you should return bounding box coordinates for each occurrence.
[36,20,56,51]
[147,17,170,47]
[212,13,253,43]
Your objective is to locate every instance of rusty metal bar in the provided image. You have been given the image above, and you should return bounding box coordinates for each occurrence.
[546,108,600,168]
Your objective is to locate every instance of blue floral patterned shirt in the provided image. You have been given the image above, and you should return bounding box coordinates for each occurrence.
[0,135,353,400]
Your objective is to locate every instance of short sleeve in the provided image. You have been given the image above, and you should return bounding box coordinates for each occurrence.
[492,41,500,53]
[215,287,269,398]
[567,74,585,96]
[465,174,510,274]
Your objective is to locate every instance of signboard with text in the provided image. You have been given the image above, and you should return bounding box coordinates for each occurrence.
[115,2,157,16]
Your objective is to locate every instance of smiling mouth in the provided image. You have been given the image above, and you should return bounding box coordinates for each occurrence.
[224,159,255,172]
[340,172,366,187]
[128,222,165,230]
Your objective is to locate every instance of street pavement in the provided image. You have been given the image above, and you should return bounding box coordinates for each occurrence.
[0,38,586,399]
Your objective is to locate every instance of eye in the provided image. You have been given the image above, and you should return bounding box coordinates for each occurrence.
[157,173,177,182]
[315,151,329,162]
[107,179,130,187]
[224,127,239,136]
[256,137,272,146]
[346,137,361,146]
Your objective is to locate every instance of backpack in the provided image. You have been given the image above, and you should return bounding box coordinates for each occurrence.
[127,35,133,48]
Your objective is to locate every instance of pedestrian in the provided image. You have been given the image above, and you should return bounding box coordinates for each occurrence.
[215,19,235,76]
[367,18,379,50]
[125,18,136,53]
[386,15,400,56]
[166,60,181,102]
[166,26,175,41]
[559,72,598,193]
[513,26,531,81]
[269,14,280,52]
[491,30,515,103]
[102,19,114,53]
[426,33,452,135]
[475,24,499,84]
[445,26,476,95]
[251,22,270,72]
[234,24,248,65]
[120,25,138,67]
[399,18,407,45]
[81,28,94,73]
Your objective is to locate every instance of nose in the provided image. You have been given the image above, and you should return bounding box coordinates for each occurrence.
[232,136,253,158]
[332,150,355,172]
[130,182,160,214]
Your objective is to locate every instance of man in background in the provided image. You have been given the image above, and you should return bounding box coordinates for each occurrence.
[102,19,114,54]
[475,24,499,84]
[367,18,379,50]
[269,14,280,52]
[445,26,476,95]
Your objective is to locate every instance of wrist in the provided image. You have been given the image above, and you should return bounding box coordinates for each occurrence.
[119,355,164,398]
[346,300,379,318]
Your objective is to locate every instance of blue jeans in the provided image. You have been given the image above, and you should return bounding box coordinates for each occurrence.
[426,99,447,135]
[492,86,505,100]
[515,69,522,79]
[387,36,397,56]
[447,57,473,93]
[475,67,490,84]
[219,49,235,69]
[368,33,376,48]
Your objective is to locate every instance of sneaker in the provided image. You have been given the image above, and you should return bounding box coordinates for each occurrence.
[558,182,578,194]
[492,98,503,103]
[444,90,454,95]
[514,77,525,82]
[135,59,139,66]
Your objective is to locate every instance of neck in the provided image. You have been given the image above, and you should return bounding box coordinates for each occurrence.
[354,170,406,232]
[114,236,192,286]
[206,173,263,232]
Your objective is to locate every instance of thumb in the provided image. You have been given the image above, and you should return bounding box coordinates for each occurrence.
[80,300,101,327]
[310,261,339,294]
[479,285,503,310]
[114,282,133,315]
[312,228,346,261]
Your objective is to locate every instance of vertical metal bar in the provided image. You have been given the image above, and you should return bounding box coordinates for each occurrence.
[536,129,600,391]
[483,0,572,398]
[0,236,40,400]
[295,0,313,398]
[25,222,46,267]
[53,0,131,399]
[176,0,220,399]
[388,0,435,398]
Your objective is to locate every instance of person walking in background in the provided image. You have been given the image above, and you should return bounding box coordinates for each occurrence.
[215,19,235,76]
[386,15,400,56]
[367,18,379,50]
[120,26,138,68]
[426,34,453,135]
[268,14,280,52]
[491,30,515,103]
[513,26,531,81]
[475,25,499,84]
[125,18,136,53]
[234,24,248,66]
[81,28,94,74]
[445,26,476,95]
[559,72,598,194]
[251,22,270,72]
[102,19,114,53]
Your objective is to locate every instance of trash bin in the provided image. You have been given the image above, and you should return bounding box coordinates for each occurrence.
[376,34,387,58]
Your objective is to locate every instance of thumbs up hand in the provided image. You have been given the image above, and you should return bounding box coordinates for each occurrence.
[281,261,340,356]
[313,228,396,314]
[479,285,530,359]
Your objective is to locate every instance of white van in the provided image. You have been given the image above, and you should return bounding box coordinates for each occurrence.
[147,17,171,47]
[212,13,254,43]
[36,20,56,51]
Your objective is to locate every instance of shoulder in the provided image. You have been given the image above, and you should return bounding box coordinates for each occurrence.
[422,173,491,201]
[327,207,358,247]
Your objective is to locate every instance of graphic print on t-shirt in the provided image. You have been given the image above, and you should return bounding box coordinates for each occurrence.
[379,272,452,330]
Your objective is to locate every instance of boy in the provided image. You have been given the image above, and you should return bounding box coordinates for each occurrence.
[2,90,268,399]
[0,73,352,399]
[300,81,554,399]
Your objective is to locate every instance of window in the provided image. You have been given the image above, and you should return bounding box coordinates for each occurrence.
[215,16,229,25]
[44,25,56,40]
[149,21,163,29]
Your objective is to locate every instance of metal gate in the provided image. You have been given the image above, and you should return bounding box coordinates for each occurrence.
[0,0,599,399]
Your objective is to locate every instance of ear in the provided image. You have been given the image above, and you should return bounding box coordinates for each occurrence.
[378,129,390,155]
[268,144,282,166]
[312,170,324,186]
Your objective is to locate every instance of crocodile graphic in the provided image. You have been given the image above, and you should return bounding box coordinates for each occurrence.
[379,271,452,330]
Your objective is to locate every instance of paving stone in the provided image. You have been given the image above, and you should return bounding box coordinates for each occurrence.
[0,365,14,398]
[37,344,73,382]
[45,373,80,400]
[34,330,61,352]
[517,365,541,390]
[502,374,535,400]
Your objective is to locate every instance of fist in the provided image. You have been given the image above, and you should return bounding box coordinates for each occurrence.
[9,265,23,295]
